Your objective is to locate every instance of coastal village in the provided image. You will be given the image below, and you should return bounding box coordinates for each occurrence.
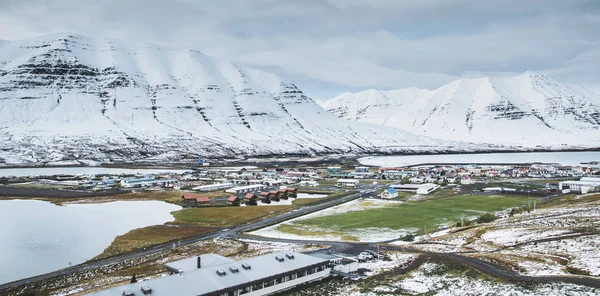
[2,161,600,206]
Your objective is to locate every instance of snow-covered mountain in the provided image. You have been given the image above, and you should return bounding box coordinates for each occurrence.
[320,73,600,148]
[0,33,481,165]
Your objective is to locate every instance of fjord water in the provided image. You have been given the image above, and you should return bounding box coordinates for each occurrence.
[0,200,181,284]
[359,151,600,167]
[0,167,192,178]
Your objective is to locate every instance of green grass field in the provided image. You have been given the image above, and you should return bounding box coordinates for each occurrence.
[172,205,293,227]
[284,194,537,235]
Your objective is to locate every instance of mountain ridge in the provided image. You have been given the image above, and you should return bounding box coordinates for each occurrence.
[0,33,487,165]
[320,72,600,148]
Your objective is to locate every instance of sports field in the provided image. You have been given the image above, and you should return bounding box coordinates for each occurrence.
[280,194,537,236]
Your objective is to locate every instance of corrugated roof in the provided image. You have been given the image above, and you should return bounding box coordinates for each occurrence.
[195,196,210,203]
[182,193,199,200]
[87,251,328,296]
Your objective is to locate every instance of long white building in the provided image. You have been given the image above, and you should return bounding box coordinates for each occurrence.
[87,251,331,296]
[193,183,234,192]
[559,177,600,193]
[226,184,268,195]
[390,183,440,195]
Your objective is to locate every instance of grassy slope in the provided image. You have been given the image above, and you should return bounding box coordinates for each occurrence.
[95,225,213,259]
[171,205,294,227]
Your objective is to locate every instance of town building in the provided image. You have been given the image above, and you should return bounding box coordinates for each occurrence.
[390,183,440,195]
[227,195,241,206]
[355,167,369,173]
[380,187,399,199]
[87,251,331,296]
[336,179,360,188]
[226,184,268,195]
[193,183,234,192]
[120,177,178,188]
[559,177,600,193]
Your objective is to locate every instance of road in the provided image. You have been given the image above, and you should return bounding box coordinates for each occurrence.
[0,185,379,294]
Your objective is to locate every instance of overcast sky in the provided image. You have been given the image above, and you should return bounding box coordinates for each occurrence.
[0,0,598,99]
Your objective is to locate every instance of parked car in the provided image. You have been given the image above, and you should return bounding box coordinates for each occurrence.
[359,252,374,260]
[363,250,382,259]
[356,254,370,262]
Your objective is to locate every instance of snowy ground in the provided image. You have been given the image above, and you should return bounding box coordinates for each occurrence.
[407,196,600,277]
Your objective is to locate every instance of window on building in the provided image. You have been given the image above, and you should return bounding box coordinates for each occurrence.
[276,276,285,284]
[240,287,251,295]
[251,283,262,291]
[264,280,274,288]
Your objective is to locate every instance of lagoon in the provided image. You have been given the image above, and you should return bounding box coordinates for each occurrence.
[0,200,181,284]
[359,151,600,167]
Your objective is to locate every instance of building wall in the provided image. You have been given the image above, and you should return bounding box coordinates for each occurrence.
[244,269,330,296]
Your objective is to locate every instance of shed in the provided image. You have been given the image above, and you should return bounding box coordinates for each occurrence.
[195,196,210,204]
[244,193,257,206]
[227,195,240,206]
[182,193,199,202]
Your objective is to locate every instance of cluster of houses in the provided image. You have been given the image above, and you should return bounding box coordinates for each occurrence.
[378,162,600,185]
[181,187,298,206]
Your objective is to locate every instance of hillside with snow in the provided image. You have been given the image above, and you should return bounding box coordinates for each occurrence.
[320,73,600,148]
[0,33,486,165]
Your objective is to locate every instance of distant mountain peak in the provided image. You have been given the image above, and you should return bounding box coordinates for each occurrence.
[320,72,600,148]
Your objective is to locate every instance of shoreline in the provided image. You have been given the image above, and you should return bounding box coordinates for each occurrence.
[0,148,599,169]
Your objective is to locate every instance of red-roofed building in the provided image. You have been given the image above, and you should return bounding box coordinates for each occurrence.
[244,193,257,206]
[286,187,298,198]
[182,193,199,202]
[227,195,240,206]
[269,190,280,202]
[195,196,210,204]
[278,188,289,199]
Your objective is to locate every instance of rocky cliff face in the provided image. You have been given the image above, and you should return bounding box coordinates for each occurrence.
[321,72,600,148]
[0,33,472,165]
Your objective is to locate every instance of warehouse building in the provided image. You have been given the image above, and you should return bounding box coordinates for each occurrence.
[87,251,331,296]
[225,184,267,195]
[192,183,234,192]
[390,183,440,195]
[559,177,600,193]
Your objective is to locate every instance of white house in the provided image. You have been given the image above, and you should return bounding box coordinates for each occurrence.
[380,188,399,199]
[409,177,424,184]
[337,179,360,188]
[460,177,474,185]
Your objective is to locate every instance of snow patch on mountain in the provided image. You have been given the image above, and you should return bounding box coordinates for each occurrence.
[320,72,600,148]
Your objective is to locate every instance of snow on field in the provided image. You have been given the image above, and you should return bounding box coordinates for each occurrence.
[481,228,575,245]
[249,198,407,242]
[394,262,599,296]
[359,253,418,276]
[324,261,600,296]
[236,239,326,257]
[516,235,600,276]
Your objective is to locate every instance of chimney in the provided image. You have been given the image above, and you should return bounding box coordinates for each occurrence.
[197,256,202,269]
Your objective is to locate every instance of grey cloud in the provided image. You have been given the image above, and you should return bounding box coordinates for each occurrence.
[0,0,599,97]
